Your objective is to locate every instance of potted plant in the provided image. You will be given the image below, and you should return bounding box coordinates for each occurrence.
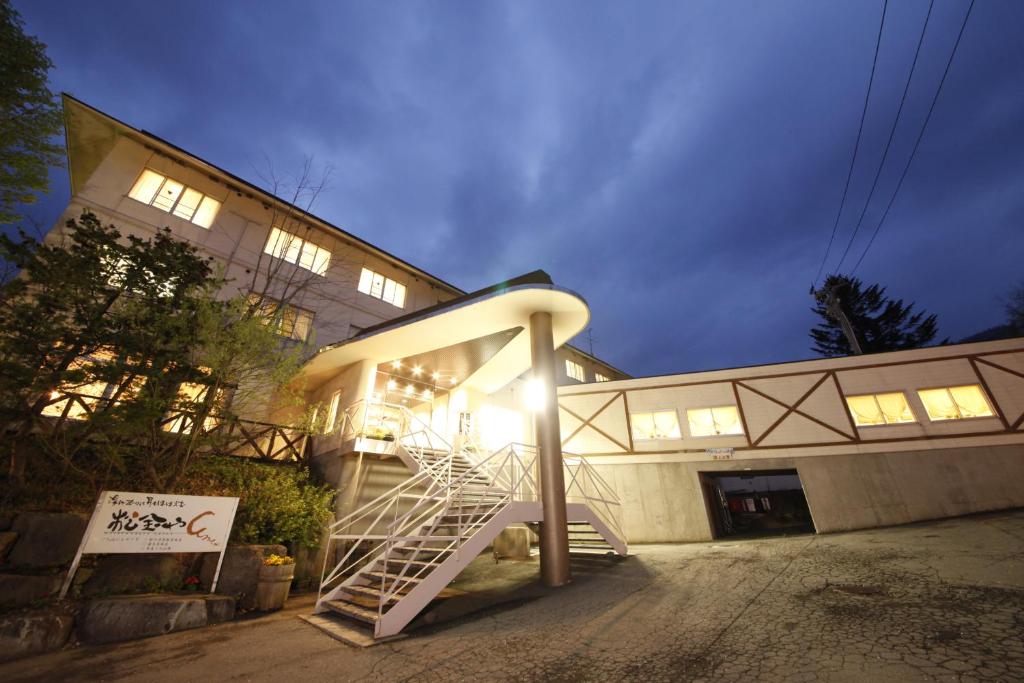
[363,426,395,442]
[255,553,295,611]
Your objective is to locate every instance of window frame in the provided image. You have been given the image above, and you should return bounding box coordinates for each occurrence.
[565,359,586,382]
[629,408,683,441]
[356,267,407,308]
[685,405,745,438]
[916,384,996,422]
[263,226,332,277]
[595,372,610,383]
[248,294,315,342]
[127,168,221,228]
[844,391,917,428]
[324,390,342,434]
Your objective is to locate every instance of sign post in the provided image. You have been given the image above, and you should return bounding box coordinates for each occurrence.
[60,491,239,599]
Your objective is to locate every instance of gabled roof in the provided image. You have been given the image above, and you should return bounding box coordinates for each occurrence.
[61,93,462,295]
[61,94,630,377]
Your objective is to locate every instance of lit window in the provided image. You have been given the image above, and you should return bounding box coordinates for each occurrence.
[102,251,176,298]
[565,360,585,382]
[42,351,142,420]
[263,227,332,276]
[128,169,221,228]
[595,372,610,383]
[917,385,994,421]
[248,294,315,342]
[357,267,406,308]
[630,410,682,440]
[163,381,215,434]
[324,390,341,434]
[845,392,916,427]
[687,406,744,436]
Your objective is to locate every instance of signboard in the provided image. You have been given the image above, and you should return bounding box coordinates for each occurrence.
[707,447,734,461]
[60,491,239,598]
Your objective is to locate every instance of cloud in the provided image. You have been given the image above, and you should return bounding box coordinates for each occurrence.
[14,0,1023,376]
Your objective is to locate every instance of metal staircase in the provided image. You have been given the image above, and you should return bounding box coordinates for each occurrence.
[313,403,627,640]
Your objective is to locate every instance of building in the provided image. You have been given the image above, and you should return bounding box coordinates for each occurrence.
[57,95,627,405]
[46,96,1024,638]
[557,338,1024,541]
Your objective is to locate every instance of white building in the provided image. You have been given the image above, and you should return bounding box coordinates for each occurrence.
[47,96,1024,639]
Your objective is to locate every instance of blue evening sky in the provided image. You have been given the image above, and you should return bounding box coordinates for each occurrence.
[12,1,1024,376]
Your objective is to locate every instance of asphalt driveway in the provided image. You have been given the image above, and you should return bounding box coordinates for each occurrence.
[3,510,1023,682]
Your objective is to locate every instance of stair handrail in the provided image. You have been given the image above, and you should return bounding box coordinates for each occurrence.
[373,443,538,627]
[315,442,539,625]
[563,452,626,544]
[317,454,458,603]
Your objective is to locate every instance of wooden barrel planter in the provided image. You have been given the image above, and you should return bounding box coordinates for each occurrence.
[255,561,295,611]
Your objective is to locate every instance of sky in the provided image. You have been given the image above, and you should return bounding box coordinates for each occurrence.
[12,0,1024,378]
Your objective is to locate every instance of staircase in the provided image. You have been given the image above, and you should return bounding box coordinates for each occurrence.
[312,404,627,641]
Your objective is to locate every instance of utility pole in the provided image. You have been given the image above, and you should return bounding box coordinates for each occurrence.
[811,284,864,355]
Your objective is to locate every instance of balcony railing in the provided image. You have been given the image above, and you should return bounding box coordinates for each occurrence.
[35,390,309,463]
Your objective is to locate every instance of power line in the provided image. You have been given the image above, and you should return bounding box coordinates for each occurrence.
[813,0,889,286]
[833,0,935,275]
[851,0,976,276]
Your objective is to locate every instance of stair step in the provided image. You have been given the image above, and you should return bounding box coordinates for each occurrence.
[340,584,411,602]
[381,558,440,569]
[322,599,379,624]
[361,571,424,584]
[568,540,613,546]
[391,547,453,557]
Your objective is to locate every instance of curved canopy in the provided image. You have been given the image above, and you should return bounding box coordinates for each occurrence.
[301,274,590,394]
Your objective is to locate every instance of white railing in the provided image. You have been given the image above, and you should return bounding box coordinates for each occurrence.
[314,395,627,636]
[371,444,538,623]
[316,442,539,633]
[564,453,626,545]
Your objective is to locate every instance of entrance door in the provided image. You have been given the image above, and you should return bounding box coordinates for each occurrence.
[700,469,814,539]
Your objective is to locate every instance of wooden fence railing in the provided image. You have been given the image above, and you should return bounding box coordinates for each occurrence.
[36,390,309,463]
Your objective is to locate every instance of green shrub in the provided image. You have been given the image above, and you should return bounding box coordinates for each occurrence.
[182,457,333,547]
[1,449,334,549]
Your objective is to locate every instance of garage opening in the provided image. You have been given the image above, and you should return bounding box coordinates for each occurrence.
[701,469,815,539]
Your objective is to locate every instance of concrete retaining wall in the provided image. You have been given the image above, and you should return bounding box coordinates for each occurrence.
[593,443,1024,543]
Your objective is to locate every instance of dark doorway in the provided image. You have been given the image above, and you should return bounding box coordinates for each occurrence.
[700,469,815,539]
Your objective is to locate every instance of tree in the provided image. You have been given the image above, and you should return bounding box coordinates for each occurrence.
[1006,281,1024,335]
[810,275,941,357]
[0,210,308,492]
[0,0,64,224]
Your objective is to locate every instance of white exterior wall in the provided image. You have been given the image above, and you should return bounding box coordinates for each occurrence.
[54,133,460,394]
[558,339,1024,541]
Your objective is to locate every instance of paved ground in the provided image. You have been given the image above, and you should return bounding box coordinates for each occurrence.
[4,510,1024,682]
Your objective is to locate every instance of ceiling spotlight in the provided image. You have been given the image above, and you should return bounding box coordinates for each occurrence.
[412,365,422,376]
[386,379,397,390]
[391,360,402,369]
[431,371,440,381]
[405,384,415,395]
[423,389,433,399]
[450,377,458,385]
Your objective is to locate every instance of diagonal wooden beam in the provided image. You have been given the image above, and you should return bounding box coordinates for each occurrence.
[558,392,630,452]
[831,371,861,441]
[730,381,753,447]
[738,374,854,445]
[968,357,1011,431]
[975,356,1024,381]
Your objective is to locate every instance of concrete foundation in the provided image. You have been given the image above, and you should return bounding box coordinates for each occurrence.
[593,444,1024,542]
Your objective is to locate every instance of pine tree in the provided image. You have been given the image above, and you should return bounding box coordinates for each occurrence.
[810,275,941,357]
[0,0,64,224]
[1007,281,1024,335]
